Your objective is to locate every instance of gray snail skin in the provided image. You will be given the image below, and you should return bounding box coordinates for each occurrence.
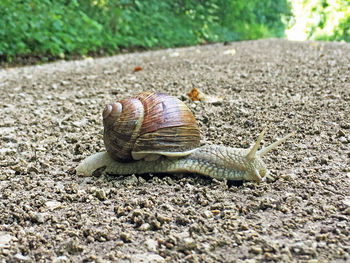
[76,92,294,182]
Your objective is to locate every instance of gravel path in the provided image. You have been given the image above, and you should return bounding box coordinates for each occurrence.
[0,39,349,262]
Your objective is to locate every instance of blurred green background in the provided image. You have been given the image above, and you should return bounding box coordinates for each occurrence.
[0,0,349,63]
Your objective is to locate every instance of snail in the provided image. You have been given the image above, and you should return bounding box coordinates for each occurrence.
[76,91,294,182]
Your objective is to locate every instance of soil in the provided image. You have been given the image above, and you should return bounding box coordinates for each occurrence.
[0,39,349,262]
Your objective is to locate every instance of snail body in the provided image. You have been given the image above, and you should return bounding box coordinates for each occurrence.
[76,92,294,182]
[76,129,294,181]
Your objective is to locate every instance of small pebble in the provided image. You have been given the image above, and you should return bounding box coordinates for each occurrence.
[151,220,161,230]
[250,246,262,254]
[183,237,196,249]
[0,233,13,248]
[120,233,131,243]
[130,253,165,263]
[45,201,62,210]
[202,210,213,219]
[95,189,107,201]
[144,238,158,252]
[139,223,151,231]
[337,129,346,137]
[53,256,69,263]
[14,254,31,262]
[27,165,39,174]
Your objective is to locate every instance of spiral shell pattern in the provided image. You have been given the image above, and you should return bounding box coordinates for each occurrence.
[103,92,200,161]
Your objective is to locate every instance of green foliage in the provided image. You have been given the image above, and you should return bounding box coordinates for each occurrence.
[296,0,350,42]
[0,0,291,62]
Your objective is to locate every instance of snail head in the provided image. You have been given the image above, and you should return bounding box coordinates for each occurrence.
[243,129,295,181]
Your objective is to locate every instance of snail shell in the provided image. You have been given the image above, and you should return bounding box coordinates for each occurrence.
[102,91,200,162]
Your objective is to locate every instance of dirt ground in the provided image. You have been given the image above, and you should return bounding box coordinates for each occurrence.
[0,39,349,262]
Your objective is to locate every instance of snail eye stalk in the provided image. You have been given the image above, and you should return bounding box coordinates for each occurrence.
[246,128,267,160]
[258,132,295,157]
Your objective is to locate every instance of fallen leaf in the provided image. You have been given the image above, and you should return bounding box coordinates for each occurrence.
[186,88,223,105]
[134,66,143,72]
[311,42,323,51]
[223,49,236,56]
[187,88,200,101]
[169,52,180,57]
